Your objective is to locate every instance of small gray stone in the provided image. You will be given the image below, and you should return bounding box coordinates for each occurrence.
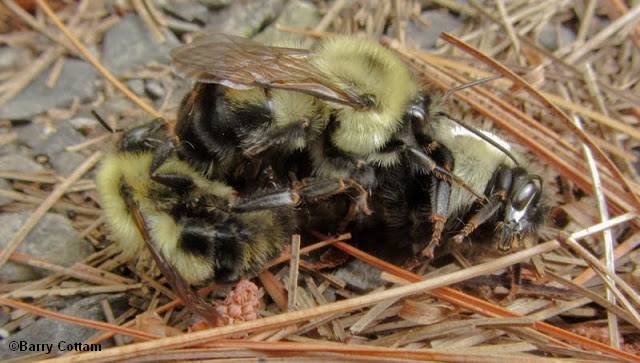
[49,151,85,176]
[145,79,165,99]
[163,0,209,23]
[0,179,11,206]
[403,10,463,49]
[126,79,146,96]
[206,0,285,37]
[17,122,86,156]
[334,259,383,292]
[0,154,44,173]
[0,294,128,359]
[254,0,320,45]
[68,116,99,134]
[0,59,97,120]
[0,46,29,71]
[0,212,93,282]
[538,23,576,51]
[102,14,179,76]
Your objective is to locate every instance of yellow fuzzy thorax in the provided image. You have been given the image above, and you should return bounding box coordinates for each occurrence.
[312,37,419,155]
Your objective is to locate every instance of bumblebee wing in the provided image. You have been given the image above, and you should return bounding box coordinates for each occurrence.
[171,33,368,108]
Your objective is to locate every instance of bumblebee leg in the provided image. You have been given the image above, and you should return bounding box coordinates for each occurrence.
[421,177,451,258]
[501,264,521,304]
[149,139,177,175]
[297,177,372,215]
[243,122,307,157]
[147,140,199,191]
[151,172,196,191]
[452,166,512,244]
[407,146,486,202]
[231,189,300,212]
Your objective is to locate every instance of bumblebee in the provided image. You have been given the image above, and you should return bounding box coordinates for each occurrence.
[373,112,546,259]
[428,115,545,251]
[170,34,482,213]
[96,119,298,285]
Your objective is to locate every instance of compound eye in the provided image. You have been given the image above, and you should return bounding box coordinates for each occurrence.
[513,182,539,210]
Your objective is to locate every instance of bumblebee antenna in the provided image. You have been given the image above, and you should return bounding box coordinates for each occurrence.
[438,112,521,166]
[91,110,123,134]
[442,75,502,101]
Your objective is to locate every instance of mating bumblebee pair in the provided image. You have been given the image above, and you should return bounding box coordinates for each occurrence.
[97,34,546,290]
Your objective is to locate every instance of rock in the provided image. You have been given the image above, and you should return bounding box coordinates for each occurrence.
[145,79,165,99]
[0,179,11,206]
[0,59,97,121]
[0,46,29,71]
[163,0,209,23]
[402,10,463,49]
[538,23,576,51]
[334,259,383,292]
[254,0,320,45]
[0,154,44,173]
[126,79,145,96]
[68,116,99,134]
[206,0,285,37]
[0,212,93,282]
[17,122,86,156]
[49,151,85,176]
[102,14,179,76]
[0,294,128,359]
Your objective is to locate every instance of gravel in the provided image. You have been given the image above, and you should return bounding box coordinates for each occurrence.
[0,212,94,282]
[0,59,97,121]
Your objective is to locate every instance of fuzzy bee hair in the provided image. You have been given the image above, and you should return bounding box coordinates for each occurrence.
[97,149,294,284]
[311,36,419,157]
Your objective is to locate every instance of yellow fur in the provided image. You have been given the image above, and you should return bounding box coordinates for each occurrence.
[430,116,520,216]
[240,211,287,269]
[312,37,419,156]
[226,88,328,151]
[96,153,153,259]
[146,213,214,284]
[97,151,239,284]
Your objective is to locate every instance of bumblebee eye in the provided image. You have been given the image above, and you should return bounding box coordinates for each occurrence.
[513,182,539,210]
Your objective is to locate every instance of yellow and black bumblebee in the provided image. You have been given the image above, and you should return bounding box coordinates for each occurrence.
[96,119,297,285]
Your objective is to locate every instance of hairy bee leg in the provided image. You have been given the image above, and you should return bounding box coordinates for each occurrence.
[231,189,300,212]
[406,146,486,202]
[297,178,372,215]
[243,122,308,157]
[421,177,451,258]
[152,172,196,191]
[337,202,358,232]
[149,139,177,175]
[501,264,522,304]
[452,166,512,244]
[146,140,200,190]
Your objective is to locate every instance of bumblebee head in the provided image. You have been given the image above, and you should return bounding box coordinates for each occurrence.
[496,173,545,251]
[119,118,168,152]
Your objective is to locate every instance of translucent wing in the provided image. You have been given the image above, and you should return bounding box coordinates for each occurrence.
[171,33,368,109]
